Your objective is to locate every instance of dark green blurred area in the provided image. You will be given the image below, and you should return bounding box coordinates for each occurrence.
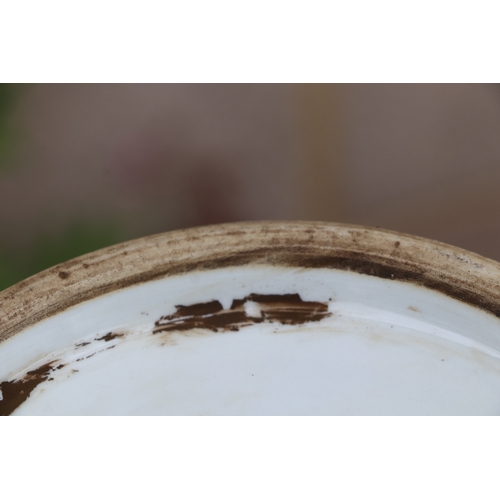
[0,83,19,171]
[0,84,124,291]
[0,220,125,292]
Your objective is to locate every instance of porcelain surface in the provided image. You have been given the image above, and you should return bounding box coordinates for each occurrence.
[1,222,500,415]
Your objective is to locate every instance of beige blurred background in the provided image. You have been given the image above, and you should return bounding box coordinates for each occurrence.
[1,83,500,290]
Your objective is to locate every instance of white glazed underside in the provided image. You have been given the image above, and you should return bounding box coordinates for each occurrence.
[2,265,500,415]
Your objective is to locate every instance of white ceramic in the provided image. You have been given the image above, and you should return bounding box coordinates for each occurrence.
[2,221,500,415]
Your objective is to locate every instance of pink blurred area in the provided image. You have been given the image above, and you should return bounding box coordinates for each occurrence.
[2,83,500,269]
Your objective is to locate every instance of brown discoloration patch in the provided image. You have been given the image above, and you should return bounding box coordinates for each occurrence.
[0,361,58,416]
[408,306,421,313]
[96,332,124,342]
[82,263,90,269]
[154,293,331,334]
[58,271,70,280]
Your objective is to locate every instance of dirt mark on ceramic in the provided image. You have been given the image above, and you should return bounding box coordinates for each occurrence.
[0,361,65,416]
[96,332,124,342]
[153,293,331,333]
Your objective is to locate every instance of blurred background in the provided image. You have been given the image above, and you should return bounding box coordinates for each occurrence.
[1,83,500,291]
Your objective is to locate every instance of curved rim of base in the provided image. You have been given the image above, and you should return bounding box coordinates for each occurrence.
[2,220,500,344]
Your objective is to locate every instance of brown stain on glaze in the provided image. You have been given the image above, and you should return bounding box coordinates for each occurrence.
[0,361,59,416]
[154,293,331,334]
[58,271,70,279]
[76,341,90,348]
[96,332,123,342]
